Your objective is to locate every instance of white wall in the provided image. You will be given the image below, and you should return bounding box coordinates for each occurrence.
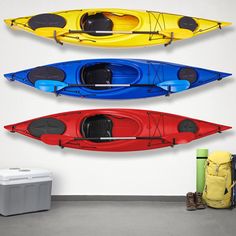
[0,0,235,195]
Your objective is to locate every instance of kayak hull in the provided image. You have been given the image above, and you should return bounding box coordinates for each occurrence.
[4,109,231,152]
[4,9,231,47]
[4,59,231,100]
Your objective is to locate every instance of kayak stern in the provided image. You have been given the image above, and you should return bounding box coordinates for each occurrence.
[4,19,13,27]
[4,124,14,132]
[4,73,14,81]
[220,21,232,28]
[219,124,232,132]
[219,72,232,80]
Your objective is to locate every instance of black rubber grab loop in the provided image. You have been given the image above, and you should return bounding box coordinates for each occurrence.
[178,119,198,133]
[28,118,66,138]
[178,16,198,32]
[178,67,198,84]
[28,13,66,30]
[28,66,66,85]
[81,115,113,142]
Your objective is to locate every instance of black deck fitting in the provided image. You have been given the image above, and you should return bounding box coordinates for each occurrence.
[10,125,16,133]
[164,32,174,47]
[10,20,15,26]
[54,30,63,45]
[173,138,176,145]
[59,140,64,149]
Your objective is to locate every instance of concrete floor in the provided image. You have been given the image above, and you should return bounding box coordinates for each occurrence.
[0,201,235,236]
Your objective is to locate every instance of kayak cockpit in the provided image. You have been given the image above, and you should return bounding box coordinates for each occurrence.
[80,114,141,142]
[81,115,113,142]
[80,63,112,90]
[79,62,141,90]
[80,12,139,36]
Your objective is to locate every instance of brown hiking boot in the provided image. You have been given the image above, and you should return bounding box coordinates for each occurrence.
[195,192,206,209]
[186,192,196,211]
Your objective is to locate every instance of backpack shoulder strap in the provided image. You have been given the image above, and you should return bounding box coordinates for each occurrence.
[231,155,236,208]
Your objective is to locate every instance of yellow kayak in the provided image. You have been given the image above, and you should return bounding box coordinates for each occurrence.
[4,8,231,47]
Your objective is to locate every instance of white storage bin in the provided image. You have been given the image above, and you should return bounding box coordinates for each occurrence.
[0,168,52,216]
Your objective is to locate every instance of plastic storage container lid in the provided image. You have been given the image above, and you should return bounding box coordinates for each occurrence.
[0,168,52,185]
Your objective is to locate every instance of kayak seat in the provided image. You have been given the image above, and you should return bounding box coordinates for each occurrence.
[28,118,66,138]
[178,67,198,84]
[80,63,112,90]
[178,119,198,133]
[81,115,113,143]
[28,66,66,85]
[81,13,113,36]
[178,16,198,32]
[28,13,66,30]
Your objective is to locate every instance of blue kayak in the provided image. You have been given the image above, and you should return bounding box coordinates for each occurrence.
[4,59,231,99]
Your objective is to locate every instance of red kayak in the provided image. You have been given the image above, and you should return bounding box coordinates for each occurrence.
[4,109,231,152]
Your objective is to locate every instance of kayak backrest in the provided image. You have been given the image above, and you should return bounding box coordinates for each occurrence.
[80,115,113,142]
